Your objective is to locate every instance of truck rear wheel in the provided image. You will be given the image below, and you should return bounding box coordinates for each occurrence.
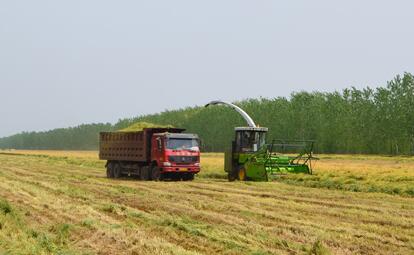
[106,162,114,178]
[140,166,149,181]
[113,163,121,179]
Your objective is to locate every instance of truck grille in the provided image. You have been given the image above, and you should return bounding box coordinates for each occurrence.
[168,156,199,164]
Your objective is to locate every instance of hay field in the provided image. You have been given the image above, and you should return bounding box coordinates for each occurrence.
[0,150,413,255]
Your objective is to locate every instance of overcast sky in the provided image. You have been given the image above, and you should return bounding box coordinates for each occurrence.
[0,1,413,137]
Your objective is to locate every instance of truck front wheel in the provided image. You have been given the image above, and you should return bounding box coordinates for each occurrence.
[151,166,161,181]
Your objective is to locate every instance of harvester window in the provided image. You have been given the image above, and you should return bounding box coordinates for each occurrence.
[236,131,266,152]
[257,132,266,148]
[236,131,254,152]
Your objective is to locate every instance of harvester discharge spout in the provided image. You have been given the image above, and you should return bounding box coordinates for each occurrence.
[205,100,257,128]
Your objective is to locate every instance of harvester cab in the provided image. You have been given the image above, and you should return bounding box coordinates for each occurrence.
[228,126,269,181]
[234,127,268,153]
[205,100,316,181]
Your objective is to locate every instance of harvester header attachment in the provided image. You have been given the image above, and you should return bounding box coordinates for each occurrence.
[242,140,317,181]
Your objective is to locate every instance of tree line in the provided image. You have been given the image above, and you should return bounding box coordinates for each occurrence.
[1,73,413,154]
[0,124,113,150]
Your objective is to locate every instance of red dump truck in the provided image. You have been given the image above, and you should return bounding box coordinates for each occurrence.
[99,128,200,181]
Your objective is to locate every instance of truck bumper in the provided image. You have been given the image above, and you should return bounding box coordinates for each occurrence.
[162,166,200,173]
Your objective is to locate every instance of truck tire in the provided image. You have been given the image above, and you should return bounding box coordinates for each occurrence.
[140,166,149,181]
[183,173,194,181]
[113,163,122,179]
[106,162,114,178]
[106,166,111,178]
[150,166,161,181]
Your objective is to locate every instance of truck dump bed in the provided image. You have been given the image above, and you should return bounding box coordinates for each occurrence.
[99,128,185,162]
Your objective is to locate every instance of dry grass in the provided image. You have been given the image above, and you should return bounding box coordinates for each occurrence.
[0,150,413,254]
[279,154,414,196]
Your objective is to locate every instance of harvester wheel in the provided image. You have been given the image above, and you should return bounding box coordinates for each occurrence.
[151,166,161,181]
[140,166,150,181]
[227,171,237,182]
[113,163,121,179]
[238,167,247,181]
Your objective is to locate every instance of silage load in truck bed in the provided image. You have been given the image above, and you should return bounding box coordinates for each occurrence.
[118,122,173,132]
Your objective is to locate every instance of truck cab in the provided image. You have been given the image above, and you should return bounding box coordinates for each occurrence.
[151,132,200,180]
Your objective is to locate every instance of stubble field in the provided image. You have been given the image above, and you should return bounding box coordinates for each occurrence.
[0,150,413,255]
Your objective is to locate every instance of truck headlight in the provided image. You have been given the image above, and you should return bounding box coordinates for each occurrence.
[163,162,172,166]
[194,163,200,166]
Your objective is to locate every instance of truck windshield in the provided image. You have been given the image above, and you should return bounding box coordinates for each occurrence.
[167,138,199,151]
